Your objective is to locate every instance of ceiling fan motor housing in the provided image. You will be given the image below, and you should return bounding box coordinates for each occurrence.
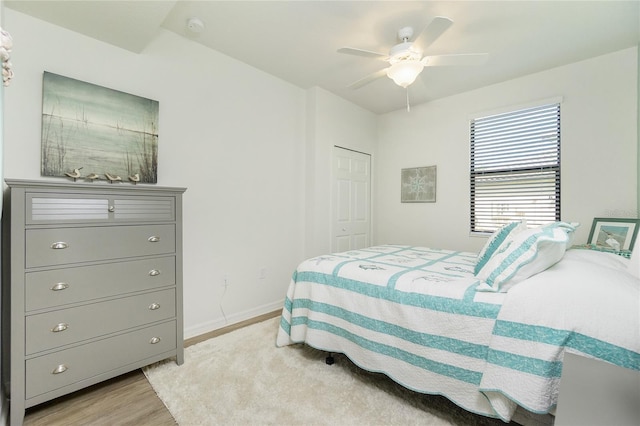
[397,26,414,42]
[389,41,421,63]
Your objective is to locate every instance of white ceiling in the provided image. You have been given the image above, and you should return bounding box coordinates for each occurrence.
[6,1,640,114]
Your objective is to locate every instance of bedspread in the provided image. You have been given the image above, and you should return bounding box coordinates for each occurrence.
[276,245,640,421]
[276,245,506,417]
[480,249,640,420]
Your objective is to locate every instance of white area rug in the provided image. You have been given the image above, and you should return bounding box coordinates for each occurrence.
[144,317,509,425]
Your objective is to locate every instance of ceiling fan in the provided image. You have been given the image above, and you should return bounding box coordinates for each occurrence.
[338,16,488,90]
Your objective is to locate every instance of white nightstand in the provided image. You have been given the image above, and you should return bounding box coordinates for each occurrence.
[555,352,640,425]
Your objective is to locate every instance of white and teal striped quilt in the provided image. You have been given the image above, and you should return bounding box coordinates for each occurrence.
[276,245,640,421]
[479,248,640,420]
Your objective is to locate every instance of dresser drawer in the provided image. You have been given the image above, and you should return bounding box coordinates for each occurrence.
[25,224,176,268]
[28,195,108,222]
[26,289,176,355]
[25,257,176,312]
[112,196,175,221]
[25,321,176,399]
[27,194,175,224]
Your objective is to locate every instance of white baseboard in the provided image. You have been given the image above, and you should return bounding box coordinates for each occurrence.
[184,299,284,339]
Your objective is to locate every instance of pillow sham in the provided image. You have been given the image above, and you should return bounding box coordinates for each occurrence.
[475,222,577,292]
[474,221,526,275]
[544,221,579,248]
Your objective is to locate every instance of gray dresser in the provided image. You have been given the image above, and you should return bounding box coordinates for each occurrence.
[1,179,186,425]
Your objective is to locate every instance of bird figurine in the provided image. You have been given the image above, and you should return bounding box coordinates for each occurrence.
[128,173,140,185]
[104,173,122,184]
[65,167,83,182]
[85,173,100,182]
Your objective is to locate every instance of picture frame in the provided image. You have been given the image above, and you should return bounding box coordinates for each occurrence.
[587,217,640,252]
[401,165,436,203]
[41,71,159,183]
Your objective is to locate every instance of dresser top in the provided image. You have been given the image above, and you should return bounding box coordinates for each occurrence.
[5,178,187,194]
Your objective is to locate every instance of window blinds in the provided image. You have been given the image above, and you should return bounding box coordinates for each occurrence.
[470,103,561,233]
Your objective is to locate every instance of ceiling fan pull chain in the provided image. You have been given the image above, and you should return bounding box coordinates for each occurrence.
[406,87,411,112]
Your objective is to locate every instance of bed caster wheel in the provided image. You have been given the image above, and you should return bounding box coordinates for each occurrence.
[325,354,335,365]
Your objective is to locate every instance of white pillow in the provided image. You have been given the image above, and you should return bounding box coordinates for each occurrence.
[565,248,629,271]
[627,236,640,278]
[552,221,580,248]
[475,223,576,292]
[474,221,526,274]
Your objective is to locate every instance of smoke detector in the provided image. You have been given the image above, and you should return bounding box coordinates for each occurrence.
[186,18,205,34]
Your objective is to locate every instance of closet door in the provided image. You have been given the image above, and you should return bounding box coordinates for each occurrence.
[332,146,371,252]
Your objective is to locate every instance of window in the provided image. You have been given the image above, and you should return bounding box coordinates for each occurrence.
[470,102,561,233]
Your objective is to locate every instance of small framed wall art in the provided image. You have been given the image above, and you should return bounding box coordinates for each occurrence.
[401,165,437,203]
[587,217,640,252]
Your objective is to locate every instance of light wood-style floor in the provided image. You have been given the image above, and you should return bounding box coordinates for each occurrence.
[23,311,280,426]
[23,370,176,426]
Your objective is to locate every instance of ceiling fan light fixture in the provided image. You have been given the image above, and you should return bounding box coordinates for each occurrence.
[386,60,424,88]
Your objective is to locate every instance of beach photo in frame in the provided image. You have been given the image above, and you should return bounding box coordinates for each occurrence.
[401,165,437,203]
[41,71,159,183]
[587,218,640,251]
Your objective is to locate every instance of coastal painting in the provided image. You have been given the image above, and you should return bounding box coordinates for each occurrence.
[588,218,640,251]
[41,72,159,183]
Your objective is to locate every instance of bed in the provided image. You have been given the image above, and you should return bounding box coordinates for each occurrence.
[276,223,640,422]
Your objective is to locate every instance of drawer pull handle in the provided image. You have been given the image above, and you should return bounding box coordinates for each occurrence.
[108,205,115,212]
[148,236,160,243]
[52,364,68,374]
[149,303,161,310]
[149,269,161,277]
[149,337,161,344]
[51,323,69,333]
[51,282,69,291]
[51,242,69,250]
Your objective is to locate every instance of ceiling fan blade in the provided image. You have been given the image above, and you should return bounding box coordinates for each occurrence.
[423,53,489,67]
[338,47,388,59]
[347,68,389,89]
[411,16,453,53]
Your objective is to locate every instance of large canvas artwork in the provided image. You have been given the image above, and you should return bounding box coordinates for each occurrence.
[41,72,159,183]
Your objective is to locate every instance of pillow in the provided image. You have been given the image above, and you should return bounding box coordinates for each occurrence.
[627,237,640,278]
[474,221,526,274]
[475,223,576,292]
[543,221,579,248]
[565,247,629,271]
